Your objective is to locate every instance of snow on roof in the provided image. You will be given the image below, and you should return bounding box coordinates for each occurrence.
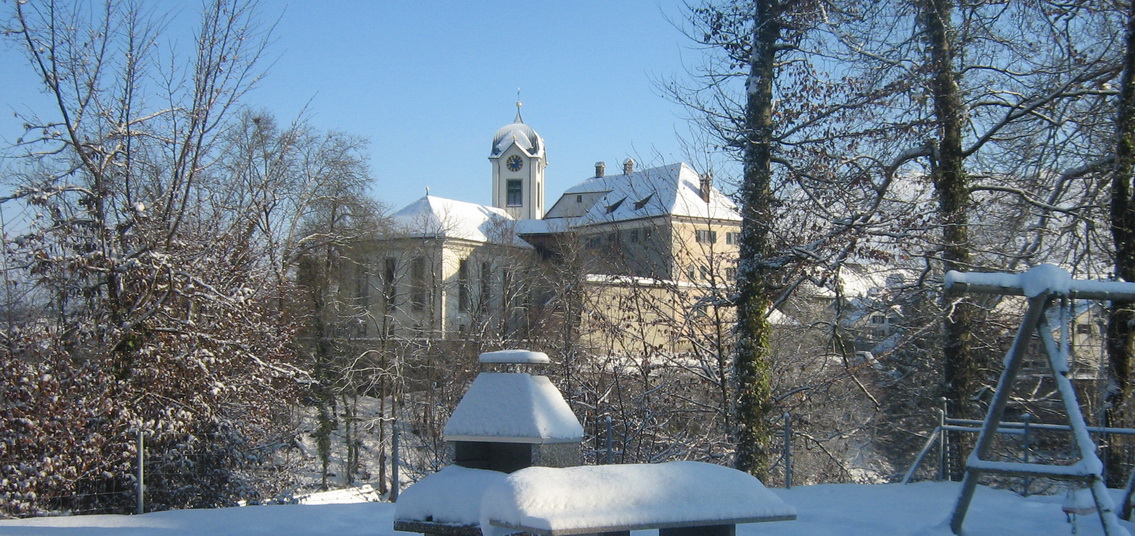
[544,163,740,227]
[846,266,912,298]
[768,308,800,326]
[513,217,570,236]
[491,121,544,158]
[480,461,796,536]
[444,373,583,443]
[394,465,506,527]
[479,350,550,364]
[583,273,701,289]
[390,195,530,247]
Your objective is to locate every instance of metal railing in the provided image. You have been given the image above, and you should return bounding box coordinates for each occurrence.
[902,409,1135,496]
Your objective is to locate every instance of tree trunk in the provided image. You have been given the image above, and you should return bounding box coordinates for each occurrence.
[1108,0,1135,491]
[920,0,980,479]
[734,0,782,478]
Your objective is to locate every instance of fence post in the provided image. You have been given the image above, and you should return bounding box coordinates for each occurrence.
[783,411,792,489]
[391,418,400,502]
[1021,413,1032,496]
[938,399,947,481]
[136,426,144,515]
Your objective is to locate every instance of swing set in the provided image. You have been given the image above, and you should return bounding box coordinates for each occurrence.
[945,264,1135,535]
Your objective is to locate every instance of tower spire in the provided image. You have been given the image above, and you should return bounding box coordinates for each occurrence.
[515,88,524,123]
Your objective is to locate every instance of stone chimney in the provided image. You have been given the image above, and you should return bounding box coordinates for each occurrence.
[595,161,605,178]
[699,172,713,202]
[623,158,635,175]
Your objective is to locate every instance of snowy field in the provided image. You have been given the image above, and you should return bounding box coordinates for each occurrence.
[0,482,1131,536]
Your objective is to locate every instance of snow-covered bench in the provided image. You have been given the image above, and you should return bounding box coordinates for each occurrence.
[481,461,797,536]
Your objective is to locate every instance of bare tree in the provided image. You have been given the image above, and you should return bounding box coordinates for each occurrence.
[676,0,1129,481]
[1109,0,1135,490]
[0,0,323,513]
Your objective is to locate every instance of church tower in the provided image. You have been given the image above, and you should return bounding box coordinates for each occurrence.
[489,101,546,220]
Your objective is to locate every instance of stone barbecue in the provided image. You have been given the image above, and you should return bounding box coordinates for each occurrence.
[394,349,583,536]
[444,350,583,472]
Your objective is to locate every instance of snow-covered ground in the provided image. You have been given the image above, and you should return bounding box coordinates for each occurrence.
[0,481,1130,536]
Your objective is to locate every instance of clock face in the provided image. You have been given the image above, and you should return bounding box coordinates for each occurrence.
[506,155,523,172]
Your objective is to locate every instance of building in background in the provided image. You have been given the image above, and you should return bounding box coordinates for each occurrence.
[361,106,741,349]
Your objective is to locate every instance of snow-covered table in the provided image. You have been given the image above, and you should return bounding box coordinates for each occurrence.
[394,466,506,536]
[481,461,797,536]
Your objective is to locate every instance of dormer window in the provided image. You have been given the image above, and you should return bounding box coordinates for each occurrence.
[634,193,654,210]
[606,197,626,214]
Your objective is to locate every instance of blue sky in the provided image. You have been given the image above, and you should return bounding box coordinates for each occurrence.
[2,1,723,213]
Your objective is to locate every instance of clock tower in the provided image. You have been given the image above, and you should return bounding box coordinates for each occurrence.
[489,101,546,220]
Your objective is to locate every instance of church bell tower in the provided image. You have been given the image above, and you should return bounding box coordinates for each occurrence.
[489,100,546,220]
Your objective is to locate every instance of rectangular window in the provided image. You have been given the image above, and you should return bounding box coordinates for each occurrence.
[355,262,369,337]
[502,268,513,309]
[695,230,718,244]
[726,232,740,245]
[383,258,397,307]
[576,194,582,203]
[479,261,492,313]
[586,236,601,249]
[411,257,426,312]
[628,229,639,243]
[506,179,523,206]
[871,314,886,324]
[458,258,470,313]
[355,263,369,307]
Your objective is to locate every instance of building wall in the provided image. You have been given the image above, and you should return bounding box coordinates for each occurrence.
[577,276,735,356]
[575,219,675,279]
[668,216,740,285]
[358,207,740,350]
[352,237,532,340]
[568,215,739,284]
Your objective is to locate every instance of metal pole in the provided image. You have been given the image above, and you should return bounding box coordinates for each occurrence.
[391,418,400,502]
[783,412,792,489]
[950,294,1049,534]
[136,427,144,515]
[902,427,943,484]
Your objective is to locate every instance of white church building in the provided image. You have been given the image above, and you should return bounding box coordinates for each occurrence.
[367,105,742,342]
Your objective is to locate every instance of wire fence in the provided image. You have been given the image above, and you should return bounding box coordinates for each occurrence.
[3,429,304,518]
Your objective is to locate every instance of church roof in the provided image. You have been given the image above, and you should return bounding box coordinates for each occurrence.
[545,162,740,227]
[390,195,531,247]
[491,106,544,158]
